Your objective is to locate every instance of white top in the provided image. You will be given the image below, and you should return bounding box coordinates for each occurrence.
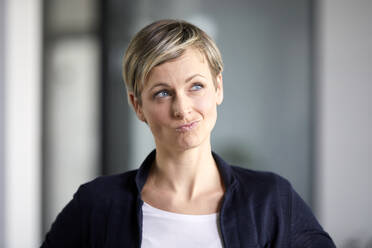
[141,202,224,248]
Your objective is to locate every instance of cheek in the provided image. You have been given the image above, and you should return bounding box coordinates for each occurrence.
[143,106,168,127]
[195,93,218,117]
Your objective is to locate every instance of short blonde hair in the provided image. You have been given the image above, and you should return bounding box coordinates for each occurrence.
[122,19,223,103]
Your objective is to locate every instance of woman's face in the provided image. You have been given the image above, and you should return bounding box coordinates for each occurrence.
[131,48,223,152]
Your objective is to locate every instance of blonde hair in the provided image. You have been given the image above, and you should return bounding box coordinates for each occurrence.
[122,19,223,103]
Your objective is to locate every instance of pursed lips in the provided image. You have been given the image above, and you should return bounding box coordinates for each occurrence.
[175,120,200,132]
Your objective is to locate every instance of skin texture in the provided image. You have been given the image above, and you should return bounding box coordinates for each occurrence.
[129,48,225,214]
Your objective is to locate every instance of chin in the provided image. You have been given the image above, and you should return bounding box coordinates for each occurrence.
[174,134,208,151]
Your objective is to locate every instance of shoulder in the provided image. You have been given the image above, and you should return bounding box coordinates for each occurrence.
[228,165,294,205]
[230,165,291,191]
[75,169,139,207]
[222,164,336,246]
[213,152,292,195]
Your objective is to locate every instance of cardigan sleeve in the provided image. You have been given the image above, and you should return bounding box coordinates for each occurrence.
[287,184,336,248]
[41,186,84,248]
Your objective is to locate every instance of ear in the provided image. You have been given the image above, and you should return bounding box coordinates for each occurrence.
[129,92,146,122]
[215,73,224,105]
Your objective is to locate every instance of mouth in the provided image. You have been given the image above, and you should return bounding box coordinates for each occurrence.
[175,120,200,132]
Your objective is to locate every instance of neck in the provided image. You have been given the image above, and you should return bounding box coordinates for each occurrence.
[150,143,221,200]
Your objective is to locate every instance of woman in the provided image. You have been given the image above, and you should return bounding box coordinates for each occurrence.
[42,19,336,247]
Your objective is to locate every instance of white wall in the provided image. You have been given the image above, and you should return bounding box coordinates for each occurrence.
[0,0,5,245]
[3,0,42,247]
[316,0,372,247]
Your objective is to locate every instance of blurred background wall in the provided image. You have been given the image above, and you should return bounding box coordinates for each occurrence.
[316,1,372,247]
[2,0,42,247]
[0,0,5,245]
[0,0,371,247]
[42,0,101,235]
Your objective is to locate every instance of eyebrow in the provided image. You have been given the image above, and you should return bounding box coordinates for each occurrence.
[149,74,206,91]
[185,73,206,82]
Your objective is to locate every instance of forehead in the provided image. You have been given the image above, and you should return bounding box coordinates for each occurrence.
[145,48,209,85]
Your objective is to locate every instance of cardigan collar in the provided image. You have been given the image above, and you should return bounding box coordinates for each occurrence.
[134,149,241,248]
[134,149,238,194]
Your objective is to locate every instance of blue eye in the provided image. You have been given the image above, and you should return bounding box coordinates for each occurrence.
[191,84,203,91]
[154,90,170,98]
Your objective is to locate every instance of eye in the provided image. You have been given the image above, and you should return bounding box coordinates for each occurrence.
[190,83,204,91]
[154,89,170,99]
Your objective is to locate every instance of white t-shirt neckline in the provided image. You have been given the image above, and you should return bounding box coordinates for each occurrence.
[141,202,224,248]
[142,202,219,220]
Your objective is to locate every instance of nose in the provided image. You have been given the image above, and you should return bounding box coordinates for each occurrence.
[172,93,191,119]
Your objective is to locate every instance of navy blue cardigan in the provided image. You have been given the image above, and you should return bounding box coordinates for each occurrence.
[42,151,335,247]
